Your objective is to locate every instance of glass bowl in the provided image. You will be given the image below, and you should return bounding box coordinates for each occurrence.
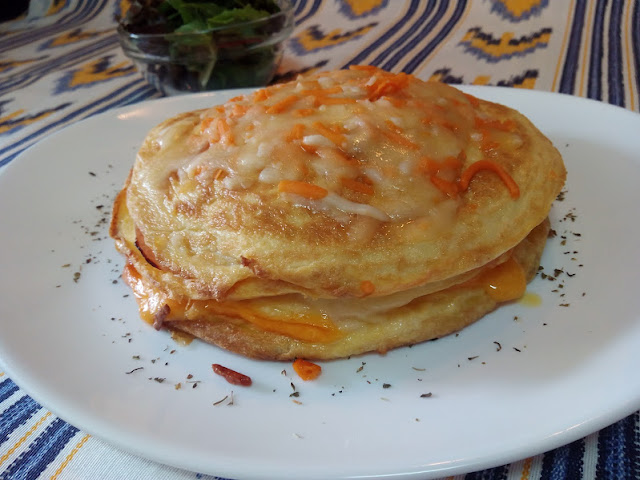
[117,0,294,95]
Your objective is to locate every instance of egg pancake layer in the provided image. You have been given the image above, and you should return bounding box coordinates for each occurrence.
[110,66,566,360]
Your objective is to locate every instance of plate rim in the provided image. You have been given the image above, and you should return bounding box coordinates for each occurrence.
[1,86,640,479]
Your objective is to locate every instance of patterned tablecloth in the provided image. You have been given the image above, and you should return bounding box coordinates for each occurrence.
[1,1,639,479]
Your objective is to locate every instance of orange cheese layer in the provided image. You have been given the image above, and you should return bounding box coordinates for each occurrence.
[466,256,527,302]
[123,253,527,344]
[122,264,341,343]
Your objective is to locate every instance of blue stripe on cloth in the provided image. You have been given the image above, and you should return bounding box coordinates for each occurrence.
[632,411,640,478]
[464,464,508,479]
[606,0,624,106]
[0,78,151,168]
[0,0,109,54]
[293,0,307,16]
[558,0,587,94]
[343,0,422,68]
[369,0,436,70]
[586,0,607,102]
[0,396,40,445]
[0,34,119,96]
[596,413,640,479]
[54,0,109,29]
[634,0,640,108]
[540,438,585,479]
[401,0,468,74]
[295,0,322,26]
[89,83,160,116]
[0,102,72,139]
[628,411,640,479]
[0,378,19,404]
[2,418,78,480]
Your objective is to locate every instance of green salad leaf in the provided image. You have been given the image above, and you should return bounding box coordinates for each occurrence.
[118,0,289,93]
[163,0,278,32]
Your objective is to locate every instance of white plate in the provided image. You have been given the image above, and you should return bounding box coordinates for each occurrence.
[1,87,640,480]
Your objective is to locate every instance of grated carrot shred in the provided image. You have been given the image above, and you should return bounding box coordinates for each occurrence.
[200,117,214,131]
[278,180,328,199]
[443,155,463,169]
[217,118,234,146]
[302,86,343,96]
[382,124,419,150]
[419,155,463,176]
[293,108,315,117]
[313,96,358,106]
[417,153,466,197]
[418,156,438,175]
[430,175,459,198]
[253,89,270,102]
[266,94,300,114]
[368,72,410,101]
[382,95,407,108]
[286,123,306,142]
[384,120,401,132]
[475,116,517,132]
[459,160,520,198]
[230,103,249,118]
[322,147,354,166]
[213,168,226,180]
[419,108,453,131]
[311,121,346,147]
[293,358,322,381]
[479,130,499,153]
[217,118,229,134]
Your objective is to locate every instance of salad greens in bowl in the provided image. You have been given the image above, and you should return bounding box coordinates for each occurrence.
[117,0,294,95]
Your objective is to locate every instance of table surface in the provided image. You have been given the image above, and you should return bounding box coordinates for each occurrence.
[1,1,639,479]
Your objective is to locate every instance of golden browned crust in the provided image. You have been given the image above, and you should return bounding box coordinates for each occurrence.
[114,69,565,301]
[164,219,549,360]
[111,66,565,361]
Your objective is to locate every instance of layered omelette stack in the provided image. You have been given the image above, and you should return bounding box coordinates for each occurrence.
[110,66,566,360]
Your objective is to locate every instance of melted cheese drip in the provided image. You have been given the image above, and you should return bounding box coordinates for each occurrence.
[519,291,542,306]
[475,257,526,302]
[123,264,341,343]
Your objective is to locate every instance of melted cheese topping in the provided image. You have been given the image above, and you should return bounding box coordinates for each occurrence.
[149,67,523,233]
